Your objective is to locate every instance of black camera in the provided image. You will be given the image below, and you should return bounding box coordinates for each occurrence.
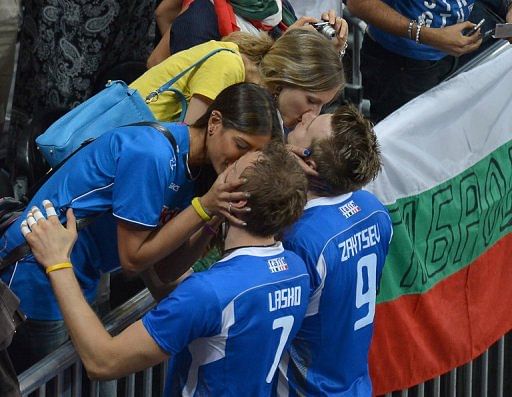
[310,21,336,39]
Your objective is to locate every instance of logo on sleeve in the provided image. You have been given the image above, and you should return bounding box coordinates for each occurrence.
[169,157,176,171]
[267,257,288,273]
[339,200,361,218]
[168,183,180,191]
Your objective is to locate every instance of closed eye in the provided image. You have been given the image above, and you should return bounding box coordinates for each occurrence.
[307,96,322,105]
[235,138,250,151]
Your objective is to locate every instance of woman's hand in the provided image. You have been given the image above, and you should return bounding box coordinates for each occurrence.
[286,144,319,177]
[199,164,251,226]
[21,200,77,268]
[287,10,349,54]
[287,15,321,31]
[320,9,349,53]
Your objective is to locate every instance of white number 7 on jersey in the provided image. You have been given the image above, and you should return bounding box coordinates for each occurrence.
[354,253,377,331]
[266,315,294,383]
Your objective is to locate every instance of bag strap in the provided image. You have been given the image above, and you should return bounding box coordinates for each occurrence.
[1,122,179,272]
[144,48,236,122]
[129,121,179,153]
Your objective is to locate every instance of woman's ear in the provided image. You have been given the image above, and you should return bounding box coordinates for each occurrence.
[207,110,223,136]
[273,86,282,101]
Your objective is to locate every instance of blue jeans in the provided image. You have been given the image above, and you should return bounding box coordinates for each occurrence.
[8,318,68,374]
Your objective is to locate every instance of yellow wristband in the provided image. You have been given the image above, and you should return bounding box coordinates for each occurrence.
[46,262,73,274]
[191,197,212,222]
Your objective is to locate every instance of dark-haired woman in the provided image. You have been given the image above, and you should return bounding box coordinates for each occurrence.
[1,82,280,373]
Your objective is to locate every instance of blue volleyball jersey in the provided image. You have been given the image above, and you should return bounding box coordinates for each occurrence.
[277,191,393,396]
[0,123,195,320]
[142,243,310,397]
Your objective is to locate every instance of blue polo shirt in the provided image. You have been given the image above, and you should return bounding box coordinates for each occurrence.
[1,123,195,320]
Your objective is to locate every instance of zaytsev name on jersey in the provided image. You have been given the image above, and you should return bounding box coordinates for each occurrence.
[278,191,393,396]
[142,244,310,396]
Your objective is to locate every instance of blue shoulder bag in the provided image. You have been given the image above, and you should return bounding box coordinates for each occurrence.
[36,48,234,167]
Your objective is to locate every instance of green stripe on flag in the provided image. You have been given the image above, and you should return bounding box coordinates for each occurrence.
[377,140,512,303]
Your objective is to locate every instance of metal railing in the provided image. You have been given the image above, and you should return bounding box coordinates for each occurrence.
[19,284,510,396]
[19,289,158,396]
[380,333,511,397]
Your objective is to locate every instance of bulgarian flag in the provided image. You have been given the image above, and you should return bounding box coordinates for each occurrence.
[365,47,512,394]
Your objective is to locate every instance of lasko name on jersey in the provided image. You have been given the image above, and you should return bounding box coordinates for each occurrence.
[339,200,361,218]
[268,286,302,312]
[338,224,381,262]
[267,257,289,273]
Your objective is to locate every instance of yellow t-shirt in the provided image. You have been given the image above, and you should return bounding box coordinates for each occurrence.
[130,41,245,121]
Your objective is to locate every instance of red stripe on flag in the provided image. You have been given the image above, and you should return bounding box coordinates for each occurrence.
[370,233,512,394]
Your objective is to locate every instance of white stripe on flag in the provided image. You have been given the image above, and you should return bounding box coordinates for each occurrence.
[366,47,512,205]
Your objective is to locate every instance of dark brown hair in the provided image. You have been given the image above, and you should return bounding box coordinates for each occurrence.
[239,141,307,237]
[192,82,282,140]
[310,104,381,196]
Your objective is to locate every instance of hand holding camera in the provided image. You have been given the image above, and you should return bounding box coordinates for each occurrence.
[287,9,349,55]
[310,21,337,39]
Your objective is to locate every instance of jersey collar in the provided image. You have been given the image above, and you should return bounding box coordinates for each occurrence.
[216,242,284,263]
[304,192,353,210]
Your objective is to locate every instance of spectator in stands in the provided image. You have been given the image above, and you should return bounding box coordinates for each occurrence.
[131,28,347,129]
[148,0,298,67]
[21,142,310,396]
[9,0,156,157]
[288,0,341,18]
[1,83,280,373]
[276,105,393,396]
[0,0,21,162]
[348,0,512,122]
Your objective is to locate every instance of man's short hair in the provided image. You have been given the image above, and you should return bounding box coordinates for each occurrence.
[241,141,308,237]
[310,104,381,196]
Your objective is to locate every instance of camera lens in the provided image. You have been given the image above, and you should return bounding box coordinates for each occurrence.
[311,22,336,40]
[319,24,336,39]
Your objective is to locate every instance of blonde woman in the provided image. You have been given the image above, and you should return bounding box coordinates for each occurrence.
[130,27,347,130]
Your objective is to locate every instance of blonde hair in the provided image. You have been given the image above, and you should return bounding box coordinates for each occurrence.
[222,31,274,65]
[260,29,344,94]
[224,29,345,95]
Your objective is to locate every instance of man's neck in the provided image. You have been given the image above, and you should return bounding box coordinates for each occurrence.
[224,225,275,253]
[307,190,321,201]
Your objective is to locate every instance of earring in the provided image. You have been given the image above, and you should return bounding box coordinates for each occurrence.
[273,87,282,103]
[208,127,213,136]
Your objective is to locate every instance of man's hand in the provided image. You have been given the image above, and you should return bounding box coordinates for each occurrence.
[422,21,483,56]
[21,200,77,268]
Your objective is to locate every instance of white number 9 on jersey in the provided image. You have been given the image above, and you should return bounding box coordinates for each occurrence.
[354,254,377,331]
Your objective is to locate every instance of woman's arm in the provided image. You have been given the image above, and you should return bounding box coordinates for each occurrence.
[117,166,247,274]
[147,29,172,68]
[184,94,213,125]
[139,217,221,300]
[155,0,183,35]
